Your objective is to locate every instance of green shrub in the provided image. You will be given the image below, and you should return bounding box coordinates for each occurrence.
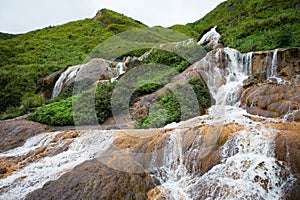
[136,92,181,128]
[143,49,190,72]
[28,82,115,126]
[136,78,211,128]
[0,9,146,117]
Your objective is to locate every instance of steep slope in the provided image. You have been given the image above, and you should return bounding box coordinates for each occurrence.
[172,0,300,52]
[0,9,146,117]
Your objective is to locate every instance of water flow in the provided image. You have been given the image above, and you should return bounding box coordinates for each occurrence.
[150,48,294,199]
[0,131,114,200]
[51,65,80,98]
[201,48,252,105]
[266,49,289,84]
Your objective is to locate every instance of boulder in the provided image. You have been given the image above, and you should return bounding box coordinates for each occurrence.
[240,83,300,121]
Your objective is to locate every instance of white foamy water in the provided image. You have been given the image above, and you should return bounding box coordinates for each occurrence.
[0,132,61,157]
[149,46,295,199]
[197,47,252,106]
[0,131,114,200]
[52,65,81,98]
[150,106,294,200]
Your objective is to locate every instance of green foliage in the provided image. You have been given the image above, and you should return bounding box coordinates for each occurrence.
[188,78,212,113]
[0,9,146,116]
[136,92,181,128]
[182,0,300,52]
[136,78,211,128]
[94,82,115,123]
[0,64,61,114]
[275,26,294,48]
[0,32,18,40]
[0,93,46,120]
[28,98,74,126]
[143,49,189,72]
[169,24,199,38]
[28,82,115,126]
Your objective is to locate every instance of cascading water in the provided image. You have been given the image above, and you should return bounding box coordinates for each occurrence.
[0,131,115,200]
[51,65,81,98]
[0,45,297,199]
[148,47,295,199]
[198,47,252,105]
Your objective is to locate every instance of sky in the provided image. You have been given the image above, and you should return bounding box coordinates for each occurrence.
[0,0,225,34]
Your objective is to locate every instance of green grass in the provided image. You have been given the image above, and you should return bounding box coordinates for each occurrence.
[175,0,300,52]
[28,82,115,126]
[0,9,146,116]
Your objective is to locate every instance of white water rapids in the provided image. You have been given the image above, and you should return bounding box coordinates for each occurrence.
[0,47,296,199]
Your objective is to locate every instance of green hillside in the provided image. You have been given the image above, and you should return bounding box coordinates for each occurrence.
[0,9,146,117]
[1,0,300,120]
[172,0,300,52]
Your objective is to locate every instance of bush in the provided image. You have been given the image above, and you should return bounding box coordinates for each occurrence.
[136,78,211,128]
[28,82,115,126]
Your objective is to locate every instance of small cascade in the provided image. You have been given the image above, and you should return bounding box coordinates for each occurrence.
[0,131,115,200]
[150,131,193,200]
[199,48,252,106]
[116,62,125,76]
[265,49,289,84]
[149,107,294,200]
[51,65,80,98]
[270,49,278,77]
[197,26,221,48]
[111,62,125,82]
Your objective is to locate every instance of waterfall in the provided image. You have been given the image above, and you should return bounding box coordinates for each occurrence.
[51,65,80,98]
[116,62,125,76]
[198,47,252,105]
[265,49,289,84]
[270,49,278,77]
[148,47,294,199]
[0,46,296,199]
[111,62,125,82]
[197,26,221,48]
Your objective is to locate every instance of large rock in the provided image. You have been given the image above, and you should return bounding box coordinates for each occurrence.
[39,58,123,99]
[0,118,49,153]
[240,82,300,121]
[25,159,157,200]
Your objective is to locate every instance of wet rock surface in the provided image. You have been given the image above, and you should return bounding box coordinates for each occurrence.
[25,159,157,200]
[240,83,300,121]
[252,48,300,81]
[0,118,49,153]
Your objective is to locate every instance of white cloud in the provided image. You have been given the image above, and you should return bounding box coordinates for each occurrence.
[0,0,225,34]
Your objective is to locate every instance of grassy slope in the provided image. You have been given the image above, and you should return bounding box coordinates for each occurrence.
[0,9,146,116]
[172,0,300,52]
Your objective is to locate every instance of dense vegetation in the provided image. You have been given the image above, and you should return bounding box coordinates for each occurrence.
[173,0,300,52]
[136,78,211,128]
[0,9,146,118]
[28,82,115,126]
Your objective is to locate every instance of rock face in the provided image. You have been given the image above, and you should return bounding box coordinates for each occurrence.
[240,83,300,121]
[240,47,300,121]
[25,159,157,200]
[272,122,300,200]
[0,118,49,153]
[251,48,300,81]
[39,58,124,99]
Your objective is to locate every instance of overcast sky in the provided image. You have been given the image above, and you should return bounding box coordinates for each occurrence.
[0,0,225,34]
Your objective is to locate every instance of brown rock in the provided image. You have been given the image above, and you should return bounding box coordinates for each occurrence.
[0,119,49,153]
[240,82,300,121]
[25,159,157,200]
[272,122,300,199]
